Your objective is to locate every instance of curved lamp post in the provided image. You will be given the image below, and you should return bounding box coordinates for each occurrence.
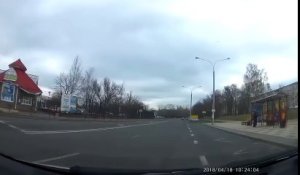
[182,85,202,120]
[195,57,230,125]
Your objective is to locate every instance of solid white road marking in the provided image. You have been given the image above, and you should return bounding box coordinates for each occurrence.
[191,134,194,137]
[199,155,209,166]
[193,140,198,144]
[23,121,168,135]
[0,121,26,132]
[33,153,80,163]
[8,124,18,129]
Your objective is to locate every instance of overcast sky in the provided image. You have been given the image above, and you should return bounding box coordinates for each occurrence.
[0,0,298,109]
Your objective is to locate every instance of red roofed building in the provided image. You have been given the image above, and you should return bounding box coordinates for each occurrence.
[0,59,42,111]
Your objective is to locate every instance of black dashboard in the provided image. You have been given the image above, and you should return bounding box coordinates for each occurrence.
[0,153,298,175]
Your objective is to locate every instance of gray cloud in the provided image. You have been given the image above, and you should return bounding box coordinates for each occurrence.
[0,0,297,109]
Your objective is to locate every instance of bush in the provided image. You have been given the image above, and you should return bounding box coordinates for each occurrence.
[219,114,251,121]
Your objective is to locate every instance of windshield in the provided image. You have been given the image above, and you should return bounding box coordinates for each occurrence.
[0,0,298,173]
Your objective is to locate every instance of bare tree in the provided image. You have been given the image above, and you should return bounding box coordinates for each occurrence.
[103,77,113,106]
[222,84,240,115]
[102,77,126,115]
[244,63,269,97]
[54,59,146,117]
[92,79,102,104]
[55,56,82,95]
[81,68,96,113]
[123,92,144,118]
[230,84,240,115]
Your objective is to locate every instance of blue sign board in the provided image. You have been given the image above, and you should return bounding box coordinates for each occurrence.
[1,83,15,102]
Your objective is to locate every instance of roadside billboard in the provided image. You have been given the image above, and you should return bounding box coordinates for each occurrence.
[1,82,15,102]
[4,68,17,82]
[60,94,82,113]
[60,94,70,112]
[69,95,77,112]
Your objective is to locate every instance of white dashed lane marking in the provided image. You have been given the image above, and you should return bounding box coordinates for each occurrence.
[187,125,195,137]
[193,140,198,144]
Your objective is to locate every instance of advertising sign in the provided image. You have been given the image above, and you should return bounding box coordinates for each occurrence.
[77,97,84,106]
[60,94,82,113]
[1,82,15,102]
[4,68,17,81]
[69,96,77,112]
[60,94,70,112]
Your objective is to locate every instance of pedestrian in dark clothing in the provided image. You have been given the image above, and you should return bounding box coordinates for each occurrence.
[274,111,279,127]
[253,111,257,127]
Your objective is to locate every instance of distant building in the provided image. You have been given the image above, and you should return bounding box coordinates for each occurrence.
[0,59,42,111]
[37,95,50,109]
[278,82,298,109]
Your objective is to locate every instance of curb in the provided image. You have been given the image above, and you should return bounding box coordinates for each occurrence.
[205,124,297,149]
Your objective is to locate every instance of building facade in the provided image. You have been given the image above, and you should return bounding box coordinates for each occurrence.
[278,82,298,109]
[0,59,42,111]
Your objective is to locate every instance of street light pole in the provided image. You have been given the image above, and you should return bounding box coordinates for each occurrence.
[212,67,215,125]
[195,57,230,125]
[182,85,201,120]
[48,91,51,118]
[190,90,192,118]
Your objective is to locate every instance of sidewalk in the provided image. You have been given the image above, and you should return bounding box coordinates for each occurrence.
[206,119,298,148]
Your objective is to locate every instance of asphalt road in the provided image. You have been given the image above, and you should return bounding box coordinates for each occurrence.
[0,115,291,170]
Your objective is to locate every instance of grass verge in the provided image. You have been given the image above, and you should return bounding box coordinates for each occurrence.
[288,108,298,120]
[216,114,251,121]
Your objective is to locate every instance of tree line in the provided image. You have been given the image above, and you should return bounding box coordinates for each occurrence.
[156,104,190,118]
[48,57,147,118]
[192,63,272,118]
